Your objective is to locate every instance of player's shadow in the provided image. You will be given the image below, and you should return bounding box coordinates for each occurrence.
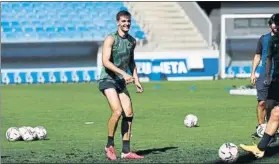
[213,144,279,164]
[135,146,178,156]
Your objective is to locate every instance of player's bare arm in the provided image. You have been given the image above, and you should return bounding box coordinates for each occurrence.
[129,42,143,93]
[251,54,261,85]
[251,36,263,85]
[102,35,134,84]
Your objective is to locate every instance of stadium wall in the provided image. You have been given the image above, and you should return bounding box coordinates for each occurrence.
[1,42,100,69]
[1,49,219,84]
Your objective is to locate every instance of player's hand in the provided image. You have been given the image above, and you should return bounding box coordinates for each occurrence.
[264,76,271,87]
[250,73,257,86]
[134,80,143,93]
[122,73,134,84]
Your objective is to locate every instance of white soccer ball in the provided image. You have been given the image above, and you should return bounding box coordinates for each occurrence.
[34,126,47,140]
[26,126,37,139]
[257,123,267,138]
[6,127,21,141]
[218,143,239,163]
[18,126,34,141]
[184,114,198,127]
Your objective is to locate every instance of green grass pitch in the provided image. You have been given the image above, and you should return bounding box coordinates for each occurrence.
[1,80,279,163]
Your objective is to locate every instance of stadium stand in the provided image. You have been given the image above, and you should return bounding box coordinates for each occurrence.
[1,2,217,84]
[0,2,146,43]
[125,2,212,51]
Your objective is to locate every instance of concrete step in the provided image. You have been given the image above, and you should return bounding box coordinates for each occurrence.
[144,14,187,19]
[137,2,175,5]
[159,41,206,46]
[133,3,176,7]
[155,36,203,42]
[157,43,208,49]
[160,30,197,35]
[125,2,209,51]
[156,46,209,51]
[142,11,183,17]
[150,25,193,30]
[152,32,198,38]
[144,18,189,23]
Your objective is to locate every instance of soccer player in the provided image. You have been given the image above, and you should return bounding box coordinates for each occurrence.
[98,10,144,160]
[250,13,278,138]
[240,13,279,159]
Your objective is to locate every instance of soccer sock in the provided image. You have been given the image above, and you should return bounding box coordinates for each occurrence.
[106,136,114,148]
[121,116,133,153]
[121,116,133,137]
[122,140,130,153]
[258,133,273,151]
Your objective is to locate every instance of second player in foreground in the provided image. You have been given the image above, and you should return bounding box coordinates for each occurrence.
[240,13,279,159]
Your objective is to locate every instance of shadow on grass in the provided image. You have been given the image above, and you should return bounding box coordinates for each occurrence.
[135,146,178,156]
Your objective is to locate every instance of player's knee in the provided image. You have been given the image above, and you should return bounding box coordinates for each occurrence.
[125,111,133,117]
[122,111,133,122]
[258,101,266,107]
[113,110,122,118]
[271,106,279,119]
[121,110,133,118]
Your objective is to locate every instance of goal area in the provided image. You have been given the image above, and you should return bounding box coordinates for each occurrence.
[220,14,273,79]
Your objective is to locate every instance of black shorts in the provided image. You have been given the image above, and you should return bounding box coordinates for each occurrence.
[256,79,268,101]
[98,79,128,95]
[267,80,279,103]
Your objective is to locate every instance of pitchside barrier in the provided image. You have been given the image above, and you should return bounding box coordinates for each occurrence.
[1,50,220,84]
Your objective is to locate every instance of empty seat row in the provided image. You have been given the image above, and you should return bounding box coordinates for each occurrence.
[1,2,147,42]
[2,26,142,33]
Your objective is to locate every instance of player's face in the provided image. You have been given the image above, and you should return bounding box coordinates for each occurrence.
[271,23,278,33]
[117,16,131,33]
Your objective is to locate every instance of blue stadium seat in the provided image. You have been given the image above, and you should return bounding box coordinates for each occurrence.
[14,27,23,32]
[78,27,88,32]
[11,21,20,27]
[46,27,55,32]
[36,27,44,32]
[3,27,13,33]
[1,2,146,42]
[67,27,76,32]
[1,22,9,27]
[57,27,66,32]
[25,27,34,33]
[20,21,30,26]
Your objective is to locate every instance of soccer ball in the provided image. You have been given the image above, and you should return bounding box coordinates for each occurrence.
[18,126,34,141]
[34,126,47,140]
[26,126,37,139]
[184,114,198,127]
[6,127,21,141]
[257,123,267,138]
[218,143,239,163]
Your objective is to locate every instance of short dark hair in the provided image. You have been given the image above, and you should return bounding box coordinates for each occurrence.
[269,13,279,25]
[116,10,131,21]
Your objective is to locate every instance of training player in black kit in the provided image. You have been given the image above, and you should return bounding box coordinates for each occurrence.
[240,13,279,159]
[250,14,277,138]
